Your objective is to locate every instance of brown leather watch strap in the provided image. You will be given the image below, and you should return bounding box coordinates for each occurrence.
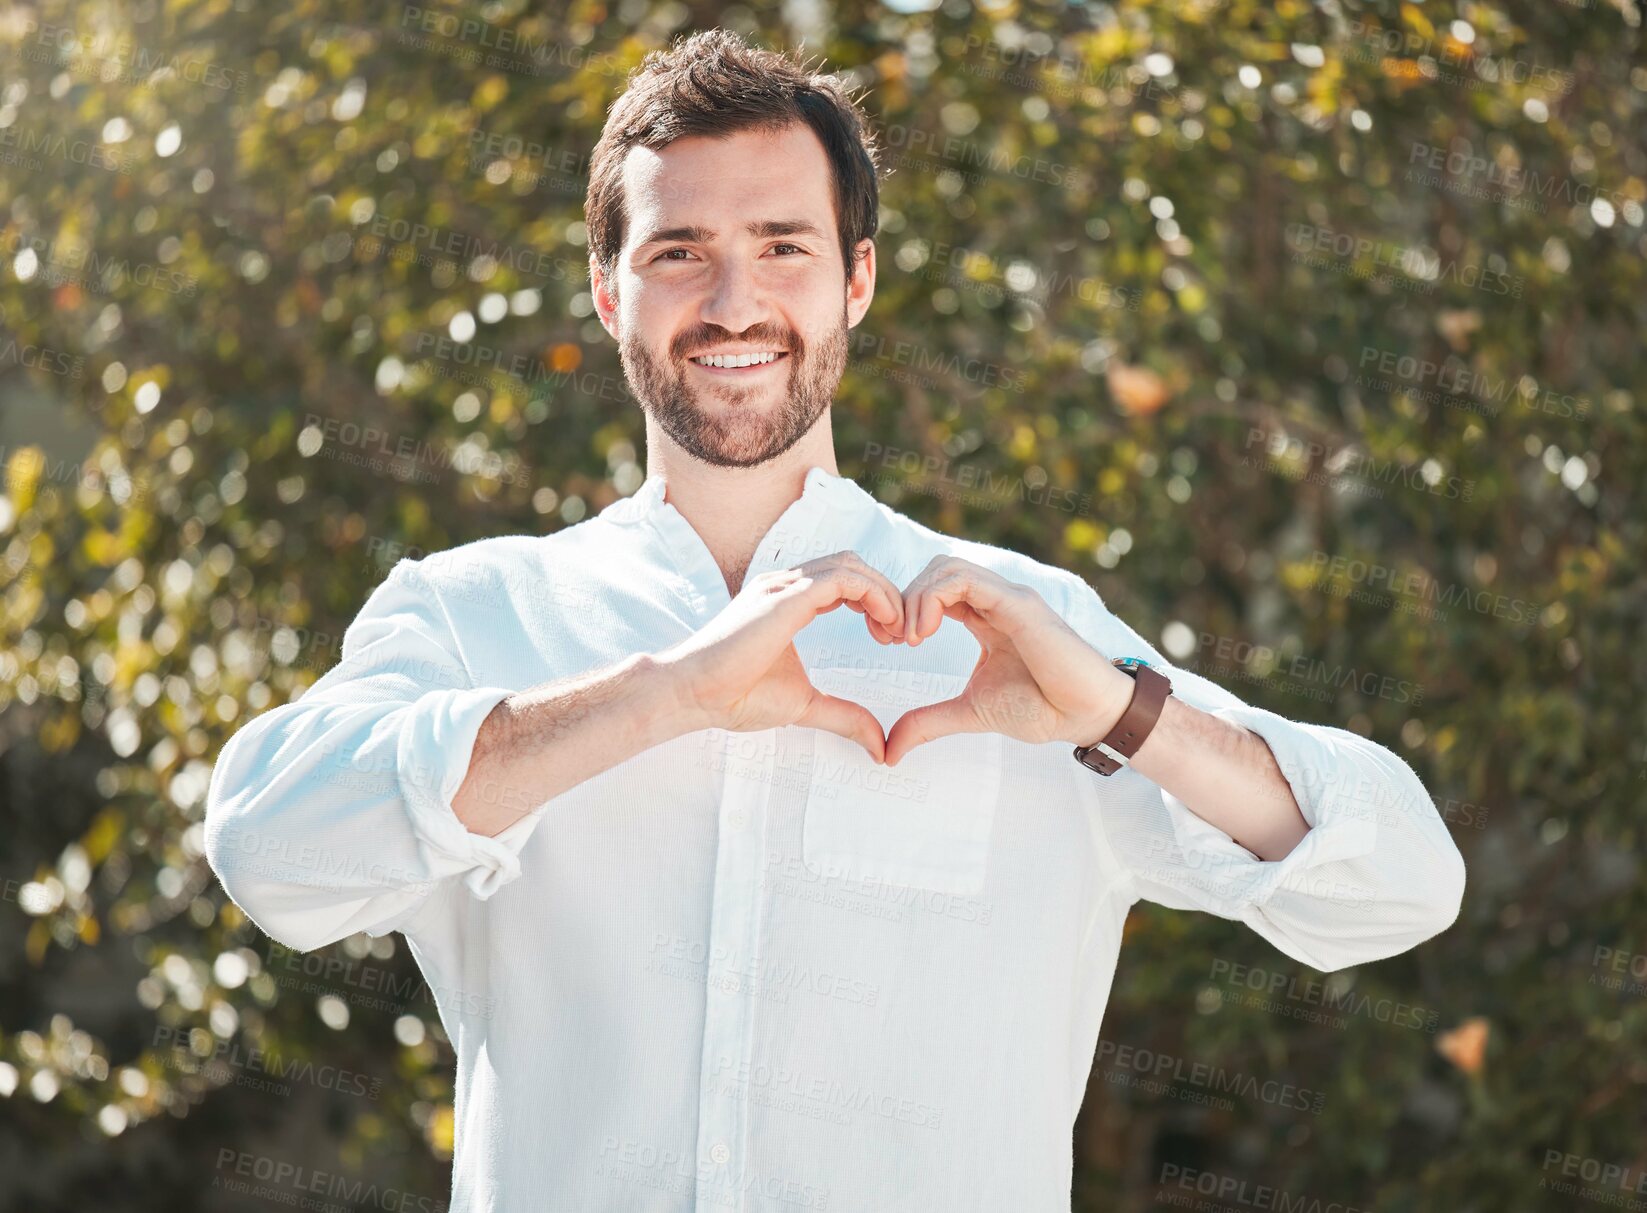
[1073,662,1172,776]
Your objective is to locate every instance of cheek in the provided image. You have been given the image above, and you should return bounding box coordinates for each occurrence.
[618,288,676,346]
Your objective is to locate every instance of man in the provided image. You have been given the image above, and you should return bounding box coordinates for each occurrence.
[205,29,1465,1212]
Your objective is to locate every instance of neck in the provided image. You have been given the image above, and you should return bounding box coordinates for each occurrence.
[643,416,839,597]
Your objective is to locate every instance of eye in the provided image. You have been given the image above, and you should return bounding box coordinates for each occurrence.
[655,248,696,262]
[769,243,806,256]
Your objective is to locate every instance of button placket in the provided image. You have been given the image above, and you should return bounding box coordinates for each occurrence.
[659,469,877,1211]
[692,728,775,1212]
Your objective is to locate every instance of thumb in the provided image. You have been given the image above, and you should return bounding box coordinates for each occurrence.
[884,696,979,767]
[798,692,888,764]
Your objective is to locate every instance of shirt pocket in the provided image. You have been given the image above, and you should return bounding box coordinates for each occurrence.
[801,666,1003,896]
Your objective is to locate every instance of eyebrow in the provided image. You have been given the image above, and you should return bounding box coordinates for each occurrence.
[633,218,826,251]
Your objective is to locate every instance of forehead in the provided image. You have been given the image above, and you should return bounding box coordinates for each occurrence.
[620,123,836,246]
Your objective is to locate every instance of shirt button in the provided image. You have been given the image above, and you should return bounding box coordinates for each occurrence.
[709,1141,730,1164]
[728,810,746,828]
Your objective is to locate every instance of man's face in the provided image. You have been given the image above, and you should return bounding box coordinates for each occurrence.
[594,123,875,468]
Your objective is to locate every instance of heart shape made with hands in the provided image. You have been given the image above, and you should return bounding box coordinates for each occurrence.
[822,554,1126,767]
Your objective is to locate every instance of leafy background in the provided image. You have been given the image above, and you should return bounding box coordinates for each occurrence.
[1,0,1643,1209]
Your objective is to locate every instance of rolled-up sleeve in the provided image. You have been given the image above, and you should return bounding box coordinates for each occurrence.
[205,559,538,952]
[1051,569,1466,973]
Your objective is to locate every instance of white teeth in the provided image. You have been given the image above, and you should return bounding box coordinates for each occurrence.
[692,352,782,368]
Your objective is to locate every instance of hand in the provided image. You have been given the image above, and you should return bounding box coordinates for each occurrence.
[885,556,1135,766]
[659,551,906,763]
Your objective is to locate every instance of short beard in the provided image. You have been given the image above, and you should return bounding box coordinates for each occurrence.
[619,308,848,469]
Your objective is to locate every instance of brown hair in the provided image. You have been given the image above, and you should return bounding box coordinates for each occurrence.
[585,29,881,290]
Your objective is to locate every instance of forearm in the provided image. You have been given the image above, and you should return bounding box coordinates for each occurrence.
[453,652,702,837]
[1079,658,1309,860]
[1125,693,1310,861]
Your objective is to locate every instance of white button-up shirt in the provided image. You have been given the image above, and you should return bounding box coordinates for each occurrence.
[205,465,1465,1212]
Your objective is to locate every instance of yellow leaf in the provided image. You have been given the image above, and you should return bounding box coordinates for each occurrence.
[84,808,126,865]
[472,74,510,113]
[26,919,49,966]
[6,447,44,514]
[40,713,80,754]
[426,1103,455,1159]
[1065,518,1101,552]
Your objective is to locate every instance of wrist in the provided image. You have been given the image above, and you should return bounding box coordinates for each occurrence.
[1064,660,1138,748]
[635,650,714,741]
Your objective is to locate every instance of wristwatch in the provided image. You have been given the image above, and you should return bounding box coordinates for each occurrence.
[1072,657,1173,776]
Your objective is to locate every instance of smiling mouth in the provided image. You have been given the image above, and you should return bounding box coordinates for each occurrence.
[688,351,790,372]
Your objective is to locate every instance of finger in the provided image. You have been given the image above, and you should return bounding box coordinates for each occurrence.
[834,555,906,636]
[798,553,904,635]
[840,600,895,645]
[884,695,980,766]
[903,560,1017,646]
[798,691,887,764]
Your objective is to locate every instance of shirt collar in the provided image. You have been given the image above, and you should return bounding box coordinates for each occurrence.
[599,464,878,527]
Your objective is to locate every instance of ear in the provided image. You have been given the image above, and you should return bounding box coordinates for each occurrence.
[590,253,619,340]
[845,238,876,328]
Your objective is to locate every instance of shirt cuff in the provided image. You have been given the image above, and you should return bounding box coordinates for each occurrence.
[1151,701,1381,915]
[395,685,536,900]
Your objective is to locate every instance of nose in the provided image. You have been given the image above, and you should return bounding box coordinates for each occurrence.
[698,254,770,336]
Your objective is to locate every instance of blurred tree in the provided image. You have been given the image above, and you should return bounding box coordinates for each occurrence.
[0,0,1643,1209]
